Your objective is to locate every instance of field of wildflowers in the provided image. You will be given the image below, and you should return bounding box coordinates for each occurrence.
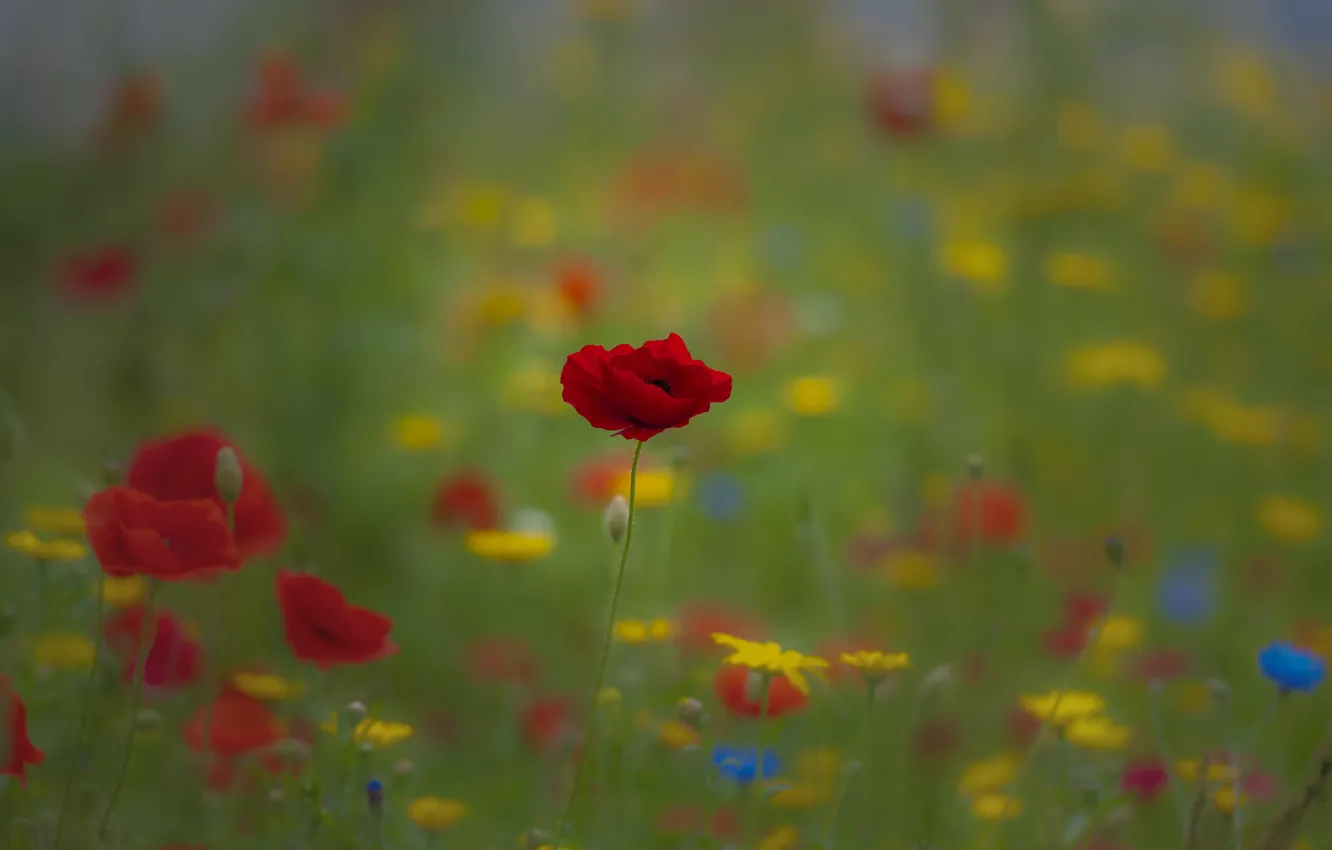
[4,2,1332,849]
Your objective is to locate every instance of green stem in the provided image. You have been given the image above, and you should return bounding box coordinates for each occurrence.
[198,504,236,809]
[51,569,107,850]
[551,439,643,843]
[822,684,876,843]
[744,675,773,849]
[98,579,160,841]
[1149,682,1189,838]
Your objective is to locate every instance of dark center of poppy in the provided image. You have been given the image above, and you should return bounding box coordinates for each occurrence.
[646,377,672,394]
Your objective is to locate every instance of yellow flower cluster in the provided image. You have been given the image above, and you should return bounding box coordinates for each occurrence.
[1065,341,1166,389]
[5,530,86,561]
[408,796,467,830]
[465,530,555,562]
[712,633,828,694]
[232,672,305,700]
[613,618,675,644]
[1019,691,1129,750]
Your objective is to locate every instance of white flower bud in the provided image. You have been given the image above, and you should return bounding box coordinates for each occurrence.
[602,495,630,544]
[346,700,368,717]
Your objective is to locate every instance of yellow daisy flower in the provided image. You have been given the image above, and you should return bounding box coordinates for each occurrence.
[880,550,938,589]
[389,416,455,452]
[465,530,555,562]
[1177,760,1237,783]
[971,793,1022,821]
[24,507,85,536]
[324,713,414,747]
[1019,691,1105,726]
[1046,252,1113,290]
[1213,786,1247,814]
[232,672,305,700]
[657,720,701,750]
[5,531,86,561]
[407,797,467,831]
[783,377,841,417]
[712,633,829,694]
[1091,616,1143,652]
[839,651,911,674]
[510,198,558,247]
[959,755,1021,795]
[1064,716,1131,750]
[30,633,96,669]
[100,576,149,607]
[940,240,1007,293]
[1257,495,1322,543]
[614,468,677,508]
[613,618,675,644]
[1065,341,1166,389]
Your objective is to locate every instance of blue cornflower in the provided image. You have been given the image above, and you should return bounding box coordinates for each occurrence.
[366,778,384,810]
[712,745,780,785]
[1258,642,1326,693]
[1157,566,1215,624]
[698,474,745,522]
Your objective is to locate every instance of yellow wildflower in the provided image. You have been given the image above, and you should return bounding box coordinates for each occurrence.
[728,410,786,455]
[657,720,701,749]
[355,718,414,747]
[100,576,148,607]
[389,416,454,452]
[510,198,558,247]
[712,633,829,694]
[1046,252,1112,290]
[614,468,677,508]
[933,69,971,130]
[1064,716,1131,750]
[465,530,555,562]
[1019,691,1105,726]
[1091,616,1143,652]
[1177,760,1237,783]
[940,240,1007,293]
[407,797,467,831]
[1213,786,1247,814]
[757,825,799,850]
[783,377,840,417]
[881,550,938,589]
[4,531,86,561]
[456,184,505,230]
[770,747,841,807]
[1218,52,1274,121]
[1257,495,1322,543]
[1174,683,1215,716]
[24,507,85,536]
[1190,271,1246,321]
[232,672,305,701]
[840,651,911,674]
[474,283,527,327]
[1173,163,1231,209]
[613,618,675,644]
[1065,341,1166,389]
[1120,124,1174,172]
[971,793,1022,821]
[959,755,1021,795]
[30,633,96,669]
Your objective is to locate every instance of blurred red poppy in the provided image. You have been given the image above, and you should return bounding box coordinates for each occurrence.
[206,747,305,793]
[84,487,238,581]
[183,687,285,755]
[157,191,214,242]
[276,569,395,669]
[1063,592,1109,629]
[245,54,346,132]
[522,695,577,752]
[677,602,765,655]
[913,715,962,761]
[104,606,204,688]
[1041,626,1087,660]
[1130,649,1192,683]
[560,334,732,442]
[712,665,808,719]
[465,637,538,685]
[2,680,43,785]
[554,260,601,319]
[100,72,161,149]
[59,245,137,304]
[612,149,746,218]
[1120,758,1169,801]
[431,470,499,530]
[126,429,287,560]
[868,70,933,138]
[953,481,1026,546]
[1006,704,1043,748]
[655,804,739,839]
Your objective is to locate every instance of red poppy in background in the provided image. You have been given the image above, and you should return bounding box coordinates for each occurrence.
[84,487,238,581]
[276,569,395,668]
[868,70,934,138]
[1042,625,1087,660]
[713,665,808,719]
[1063,592,1109,629]
[612,149,746,219]
[1130,648,1192,683]
[245,53,346,132]
[104,605,204,688]
[953,481,1026,546]
[2,680,43,785]
[913,715,962,761]
[183,687,285,755]
[59,244,137,304]
[560,333,732,441]
[1006,703,1043,748]
[656,804,740,840]
[430,470,499,531]
[157,191,214,242]
[1120,758,1169,801]
[554,259,602,319]
[126,429,287,559]
[522,695,576,752]
[676,602,765,656]
[465,637,538,685]
[206,748,305,793]
[100,72,162,148]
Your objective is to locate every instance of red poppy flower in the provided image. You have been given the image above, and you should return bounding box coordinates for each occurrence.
[656,804,739,840]
[2,680,43,785]
[84,487,239,581]
[183,687,285,755]
[712,665,807,719]
[275,569,395,669]
[1120,758,1169,801]
[126,429,287,559]
[522,695,577,752]
[59,245,137,304]
[555,260,602,319]
[100,72,161,148]
[1063,592,1109,629]
[1130,649,1192,683]
[868,71,934,138]
[677,602,765,656]
[430,470,499,530]
[206,747,305,792]
[953,481,1026,546]
[104,605,204,688]
[465,637,538,685]
[1006,704,1043,748]
[560,333,732,441]
[1042,625,1088,660]
[245,54,345,131]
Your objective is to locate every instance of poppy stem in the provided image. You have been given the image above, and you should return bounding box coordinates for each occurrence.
[98,578,160,843]
[1148,681,1190,838]
[197,505,235,814]
[51,569,106,850]
[744,675,773,849]
[551,439,643,843]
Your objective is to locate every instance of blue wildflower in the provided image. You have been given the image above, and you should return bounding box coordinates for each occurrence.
[1258,642,1326,693]
[1157,567,1215,624]
[698,474,745,522]
[712,745,780,785]
[366,778,384,810]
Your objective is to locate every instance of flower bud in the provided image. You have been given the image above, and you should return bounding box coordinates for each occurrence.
[597,686,622,714]
[676,697,707,729]
[1104,534,1125,569]
[966,453,984,480]
[135,708,163,732]
[346,700,368,718]
[102,461,124,487]
[215,447,244,505]
[393,758,414,776]
[1207,677,1231,705]
[358,741,374,756]
[918,664,954,702]
[269,788,286,804]
[524,829,553,850]
[602,495,629,544]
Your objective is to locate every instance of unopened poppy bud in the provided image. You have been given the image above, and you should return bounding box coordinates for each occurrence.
[102,461,124,487]
[215,447,244,505]
[135,708,162,732]
[269,788,286,804]
[744,670,768,704]
[393,758,414,776]
[919,664,953,701]
[1207,677,1231,705]
[524,829,552,849]
[597,686,622,713]
[358,741,374,756]
[671,446,691,468]
[1104,534,1125,568]
[346,700,368,717]
[676,697,707,729]
[966,453,984,480]
[602,495,630,544]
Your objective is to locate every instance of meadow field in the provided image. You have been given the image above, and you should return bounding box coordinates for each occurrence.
[3,2,1332,849]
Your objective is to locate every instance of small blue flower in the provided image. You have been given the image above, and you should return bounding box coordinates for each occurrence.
[1158,567,1215,624]
[698,474,745,522]
[712,745,780,785]
[366,778,384,809]
[1259,641,1326,693]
